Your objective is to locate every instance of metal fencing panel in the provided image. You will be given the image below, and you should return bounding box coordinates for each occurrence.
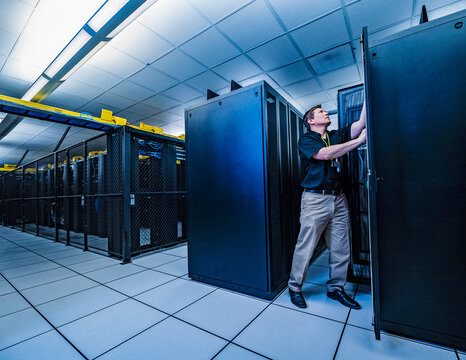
[0,126,186,262]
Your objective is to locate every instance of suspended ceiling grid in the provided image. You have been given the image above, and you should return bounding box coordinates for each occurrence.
[0,0,464,165]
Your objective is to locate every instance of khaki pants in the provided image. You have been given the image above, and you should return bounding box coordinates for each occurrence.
[288,192,351,292]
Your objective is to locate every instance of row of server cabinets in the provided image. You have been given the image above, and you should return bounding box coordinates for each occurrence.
[1,127,187,261]
[186,81,325,299]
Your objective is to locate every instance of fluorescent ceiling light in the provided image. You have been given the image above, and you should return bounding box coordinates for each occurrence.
[21,76,48,101]
[60,41,108,81]
[107,0,158,38]
[88,0,130,32]
[45,30,92,78]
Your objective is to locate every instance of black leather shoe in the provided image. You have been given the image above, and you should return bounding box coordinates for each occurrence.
[289,289,307,308]
[327,289,361,310]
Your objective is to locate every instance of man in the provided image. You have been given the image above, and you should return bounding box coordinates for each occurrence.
[288,103,366,309]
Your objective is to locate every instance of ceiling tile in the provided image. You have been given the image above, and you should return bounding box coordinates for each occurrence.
[268,0,341,30]
[161,84,203,102]
[110,81,156,102]
[185,71,229,93]
[160,123,185,136]
[346,0,413,37]
[212,55,262,82]
[143,117,168,128]
[318,65,360,89]
[190,0,252,23]
[427,2,466,21]
[284,78,322,98]
[142,94,180,111]
[369,21,411,43]
[2,57,42,83]
[43,91,90,110]
[290,10,349,57]
[240,74,279,89]
[86,45,145,78]
[296,91,331,110]
[151,49,206,81]
[0,74,30,98]
[56,79,104,100]
[247,35,301,71]
[110,21,173,64]
[114,110,147,124]
[268,61,313,87]
[166,105,186,117]
[93,92,135,111]
[413,0,463,14]
[69,64,123,91]
[307,44,355,75]
[125,103,161,117]
[139,0,210,46]
[0,29,17,57]
[153,111,183,123]
[216,0,284,51]
[0,0,34,35]
[78,101,113,117]
[180,27,240,68]
[128,67,178,93]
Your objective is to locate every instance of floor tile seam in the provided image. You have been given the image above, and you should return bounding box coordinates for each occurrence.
[147,266,188,278]
[131,256,184,270]
[91,317,173,360]
[209,301,277,360]
[227,342,274,360]
[12,274,79,292]
[0,273,89,360]
[76,262,122,275]
[29,284,102,308]
[331,283,357,360]
[271,301,348,325]
[0,329,55,352]
[128,272,190,298]
[1,264,63,280]
[0,259,50,272]
[0,304,32,320]
[455,349,460,360]
[88,268,149,284]
[53,297,132,329]
[55,256,109,267]
[0,254,40,262]
[0,289,17,297]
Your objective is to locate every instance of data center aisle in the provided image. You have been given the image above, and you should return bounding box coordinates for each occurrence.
[0,226,462,360]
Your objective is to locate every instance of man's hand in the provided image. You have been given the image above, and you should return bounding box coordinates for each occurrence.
[358,128,367,145]
[351,101,367,139]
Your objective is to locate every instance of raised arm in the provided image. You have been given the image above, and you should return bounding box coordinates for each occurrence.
[314,129,366,160]
[350,101,366,139]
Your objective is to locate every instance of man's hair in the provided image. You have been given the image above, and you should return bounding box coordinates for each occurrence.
[303,104,321,131]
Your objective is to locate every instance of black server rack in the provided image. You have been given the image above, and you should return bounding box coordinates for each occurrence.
[337,85,370,283]
[364,10,466,349]
[87,153,107,238]
[71,158,84,233]
[186,81,303,299]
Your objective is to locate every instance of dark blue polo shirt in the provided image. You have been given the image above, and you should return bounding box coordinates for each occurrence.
[299,126,352,190]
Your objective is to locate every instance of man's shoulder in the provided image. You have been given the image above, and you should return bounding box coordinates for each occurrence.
[299,132,320,143]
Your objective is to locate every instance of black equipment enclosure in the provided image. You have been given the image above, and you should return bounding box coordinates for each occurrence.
[365,11,466,349]
[338,85,370,283]
[186,81,304,299]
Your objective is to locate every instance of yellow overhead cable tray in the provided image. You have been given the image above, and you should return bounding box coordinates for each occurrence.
[0,94,185,140]
[0,164,17,172]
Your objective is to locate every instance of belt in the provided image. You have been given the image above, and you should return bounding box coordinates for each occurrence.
[305,189,342,195]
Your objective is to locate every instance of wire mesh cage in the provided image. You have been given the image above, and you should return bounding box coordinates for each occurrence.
[0,126,186,262]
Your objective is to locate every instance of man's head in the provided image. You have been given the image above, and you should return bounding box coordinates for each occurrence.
[303,104,331,131]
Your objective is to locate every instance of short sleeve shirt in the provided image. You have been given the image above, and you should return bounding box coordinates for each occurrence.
[299,126,352,190]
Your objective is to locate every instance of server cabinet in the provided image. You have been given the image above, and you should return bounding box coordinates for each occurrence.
[186,81,302,299]
[365,11,466,349]
[338,85,370,283]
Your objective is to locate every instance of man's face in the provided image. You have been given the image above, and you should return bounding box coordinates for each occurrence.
[308,107,330,127]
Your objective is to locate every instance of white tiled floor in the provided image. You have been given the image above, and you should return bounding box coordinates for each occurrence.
[0,226,462,360]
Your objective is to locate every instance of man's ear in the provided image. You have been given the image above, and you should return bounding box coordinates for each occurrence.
[307,118,314,127]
